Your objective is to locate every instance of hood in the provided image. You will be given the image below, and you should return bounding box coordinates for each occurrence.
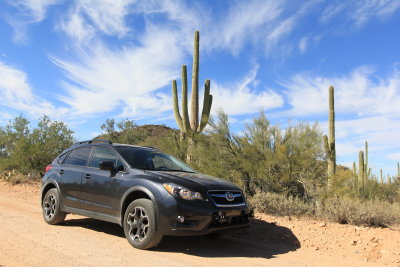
[146,171,241,192]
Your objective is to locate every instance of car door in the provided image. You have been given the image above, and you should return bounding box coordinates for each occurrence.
[79,146,126,217]
[58,146,92,209]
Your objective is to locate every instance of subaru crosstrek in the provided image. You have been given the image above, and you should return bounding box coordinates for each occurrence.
[41,140,250,249]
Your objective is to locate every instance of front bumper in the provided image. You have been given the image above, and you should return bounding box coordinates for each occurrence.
[157,194,250,236]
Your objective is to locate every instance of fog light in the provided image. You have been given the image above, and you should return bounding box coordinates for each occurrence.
[177,215,185,223]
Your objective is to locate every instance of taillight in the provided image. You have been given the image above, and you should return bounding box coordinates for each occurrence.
[45,165,52,173]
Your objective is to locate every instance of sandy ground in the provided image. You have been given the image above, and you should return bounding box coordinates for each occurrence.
[0,181,399,267]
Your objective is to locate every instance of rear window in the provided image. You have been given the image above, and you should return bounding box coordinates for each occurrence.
[64,147,92,167]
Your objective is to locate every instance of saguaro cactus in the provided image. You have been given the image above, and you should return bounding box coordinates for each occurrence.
[380,169,383,185]
[172,31,213,161]
[358,151,365,193]
[324,86,336,181]
[364,141,368,179]
[397,162,400,177]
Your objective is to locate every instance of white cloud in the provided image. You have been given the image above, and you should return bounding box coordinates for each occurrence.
[0,61,67,117]
[321,0,400,28]
[283,66,400,117]
[299,37,308,54]
[211,65,284,116]
[5,0,62,42]
[59,0,135,43]
[52,27,184,118]
[8,0,62,22]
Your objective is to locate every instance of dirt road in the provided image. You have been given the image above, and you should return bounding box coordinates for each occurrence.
[0,181,398,267]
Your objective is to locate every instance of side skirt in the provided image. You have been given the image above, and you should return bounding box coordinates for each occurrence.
[62,205,121,226]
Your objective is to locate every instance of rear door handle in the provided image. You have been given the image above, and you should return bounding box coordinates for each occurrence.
[59,170,64,175]
[84,174,91,180]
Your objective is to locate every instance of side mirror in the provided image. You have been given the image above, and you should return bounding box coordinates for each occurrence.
[99,161,116,176]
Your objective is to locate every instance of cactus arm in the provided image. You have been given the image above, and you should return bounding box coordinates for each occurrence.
[197,80,211,132]
[172,80,183,131]
[207,94,213,119]
[323,135,331,157]
[190,31,200,131]
[181,65,191,133]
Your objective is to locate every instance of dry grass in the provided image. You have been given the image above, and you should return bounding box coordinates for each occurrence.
[251,192,400,227]
[321,197,400,227]
[250,192,314,217]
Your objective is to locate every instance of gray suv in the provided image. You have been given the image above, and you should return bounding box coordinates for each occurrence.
[41,140,250,249]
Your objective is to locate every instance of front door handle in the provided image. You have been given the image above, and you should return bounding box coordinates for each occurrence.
[84,174,91,180]
[59,170,64,175]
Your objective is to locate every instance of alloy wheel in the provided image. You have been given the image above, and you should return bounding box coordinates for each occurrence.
[127,207,149,242]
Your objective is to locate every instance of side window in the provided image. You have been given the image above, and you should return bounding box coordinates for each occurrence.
[64,147,92,167]
[89,146,125,171]
[57,152,70,164]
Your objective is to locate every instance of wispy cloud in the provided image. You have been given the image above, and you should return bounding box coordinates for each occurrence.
[320,0,400,28]
[211,65,284,116]
[58,0,135,44]
[5,0,62,43]
[0,61,67,117]
[298,37,308,54]
[52,26,184,118]
[283,66,400,117]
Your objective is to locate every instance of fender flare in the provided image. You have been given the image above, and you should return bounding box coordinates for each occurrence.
[119,186,160,225]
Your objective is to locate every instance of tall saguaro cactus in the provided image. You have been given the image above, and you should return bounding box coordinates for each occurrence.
[324,86,336,182]
[358,150,365,193]
[172,31,213,162]
[397,162,400,177]
[364,141,368,179]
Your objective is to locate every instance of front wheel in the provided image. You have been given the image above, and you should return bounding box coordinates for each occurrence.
[123,199,163,249]
[42,188,66,225]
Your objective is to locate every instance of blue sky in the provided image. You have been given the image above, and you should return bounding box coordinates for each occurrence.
[1,0,400,177]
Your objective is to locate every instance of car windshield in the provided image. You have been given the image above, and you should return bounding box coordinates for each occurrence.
[115,146,195,173]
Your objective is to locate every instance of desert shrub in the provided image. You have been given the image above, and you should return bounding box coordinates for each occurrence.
[250,192,314,217]
[320,197,400,227]
[0,115,73,176]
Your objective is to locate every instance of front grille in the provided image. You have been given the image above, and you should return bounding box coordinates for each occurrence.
[208,190,245,207]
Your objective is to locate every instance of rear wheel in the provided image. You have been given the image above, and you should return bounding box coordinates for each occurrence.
[123,199,163,249]
[42,188,66,225]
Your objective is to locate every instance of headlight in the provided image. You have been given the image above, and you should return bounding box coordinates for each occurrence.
[163,183,203,200]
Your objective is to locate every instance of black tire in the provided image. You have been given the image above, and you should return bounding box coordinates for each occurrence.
[123,199,163,249]
[42,188,66,225]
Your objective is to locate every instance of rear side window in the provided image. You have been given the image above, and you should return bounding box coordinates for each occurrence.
[57,152,70,164]
[64,147,92,167]
[88,146,125,170]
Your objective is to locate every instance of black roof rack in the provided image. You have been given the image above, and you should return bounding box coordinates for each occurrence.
[74,139,112,145]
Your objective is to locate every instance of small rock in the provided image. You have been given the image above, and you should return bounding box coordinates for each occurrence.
[319,222,326,227]
[350,240,357,245]
[314,247,319,251]
[355,226,362,231]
